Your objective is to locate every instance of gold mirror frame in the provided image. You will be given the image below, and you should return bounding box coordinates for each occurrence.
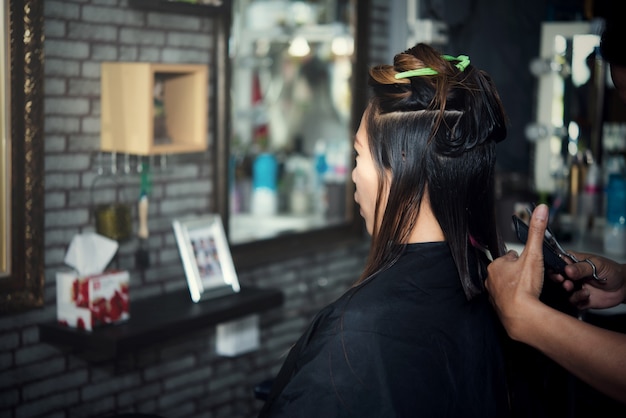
[0,0,44,314]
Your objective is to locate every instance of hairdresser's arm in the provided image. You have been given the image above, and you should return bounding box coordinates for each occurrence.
[485,204,626,404]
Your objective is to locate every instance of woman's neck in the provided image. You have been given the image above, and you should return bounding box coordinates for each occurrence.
[406,201,445,243]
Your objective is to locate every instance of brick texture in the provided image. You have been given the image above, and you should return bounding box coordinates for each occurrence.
[0,0,388,417]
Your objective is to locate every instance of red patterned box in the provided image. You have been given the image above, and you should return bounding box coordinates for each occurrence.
[56,270,130,331]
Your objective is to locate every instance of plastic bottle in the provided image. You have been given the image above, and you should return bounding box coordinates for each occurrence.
[576,161,602,242]
[285,155,311,215]
[251,153,278,216]
[604,173,626,256]
[312,140,328,217]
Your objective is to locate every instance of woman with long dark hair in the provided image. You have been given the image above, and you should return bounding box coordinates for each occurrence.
[259,43,510,417]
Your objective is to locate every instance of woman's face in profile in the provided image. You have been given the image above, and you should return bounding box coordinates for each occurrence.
[352,115,388,235]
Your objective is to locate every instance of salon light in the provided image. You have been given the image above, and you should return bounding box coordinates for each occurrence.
[288,36,310,57]
[331,36,354,56]
[568,121,580,141]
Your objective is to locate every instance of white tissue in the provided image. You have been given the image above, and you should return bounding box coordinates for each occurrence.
[64,232,119,276]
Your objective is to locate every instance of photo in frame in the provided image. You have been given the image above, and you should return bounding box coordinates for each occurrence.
[172,215,240,302]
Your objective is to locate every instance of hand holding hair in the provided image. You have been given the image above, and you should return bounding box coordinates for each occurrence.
[485,204,548,340]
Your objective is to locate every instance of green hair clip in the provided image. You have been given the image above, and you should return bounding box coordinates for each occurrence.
[394,54,471,79]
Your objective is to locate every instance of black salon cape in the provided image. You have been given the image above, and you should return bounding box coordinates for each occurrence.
[258,242,510,418]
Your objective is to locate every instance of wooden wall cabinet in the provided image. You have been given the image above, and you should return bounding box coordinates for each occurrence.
[100,62,208,155]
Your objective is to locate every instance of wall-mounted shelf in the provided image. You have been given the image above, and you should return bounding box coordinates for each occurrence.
[100,62,208,156]
[39,286,283,362]
[128,0,228,16]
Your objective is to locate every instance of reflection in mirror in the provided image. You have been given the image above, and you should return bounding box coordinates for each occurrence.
[559,33,602,213]
[229,0,355,244]
[530,21,626,242]
[532,23,607,221]
[530,22,591,195]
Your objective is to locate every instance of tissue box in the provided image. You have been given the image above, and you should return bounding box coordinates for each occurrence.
[56,270,130,331]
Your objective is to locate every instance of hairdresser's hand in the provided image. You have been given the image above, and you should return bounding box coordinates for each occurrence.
[485,204,549,341]
[550,252,626,310]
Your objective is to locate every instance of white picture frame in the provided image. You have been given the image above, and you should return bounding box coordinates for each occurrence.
[172,215,240,302]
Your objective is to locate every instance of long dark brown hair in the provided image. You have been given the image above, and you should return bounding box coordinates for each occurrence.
[356,43,508,300]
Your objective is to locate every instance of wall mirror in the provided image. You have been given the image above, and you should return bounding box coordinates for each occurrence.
[531,21,626,209]
[221,0,368,267]
[531,22,594,196]
[0,0,45,313]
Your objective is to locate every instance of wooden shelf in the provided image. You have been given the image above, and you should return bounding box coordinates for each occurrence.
[39,286,283,361]
[128,0,228,16]
[100,62,208,155]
